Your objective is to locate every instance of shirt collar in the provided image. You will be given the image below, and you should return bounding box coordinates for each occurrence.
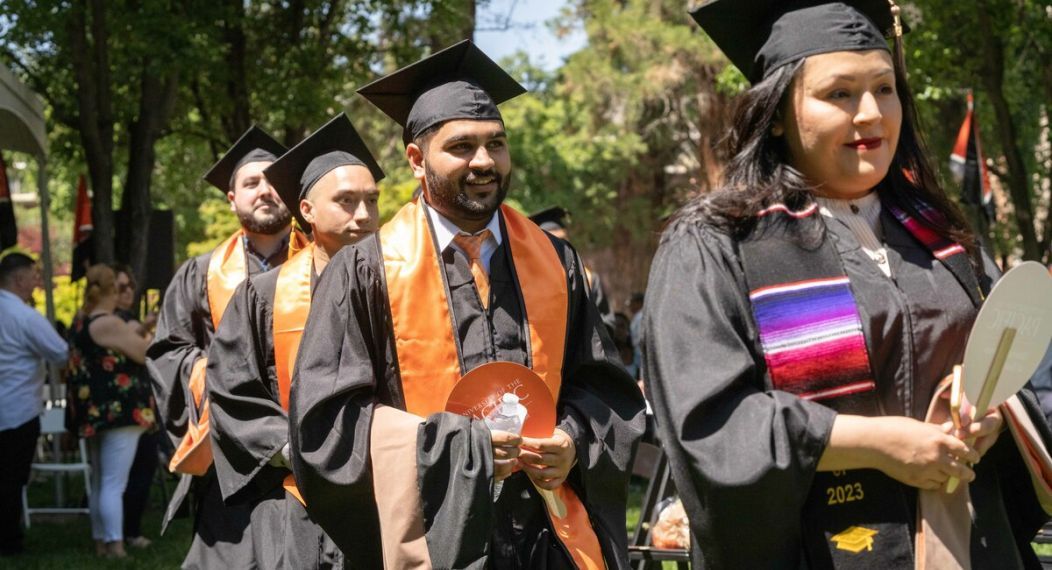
[425,202,503,253]
[242,233,290,271]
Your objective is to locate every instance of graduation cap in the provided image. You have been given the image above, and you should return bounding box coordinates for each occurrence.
[357,39,527,144]
[528,206,569,232]
[202,125,287,193]
[689,0,906,84]
[263,113,385,231]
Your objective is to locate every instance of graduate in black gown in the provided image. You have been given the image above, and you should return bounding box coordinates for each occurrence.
[644,2,1052,568]
[205,113,385,569]
[289,40,646,569]
[146,126,302,569]
[529,206,616,333]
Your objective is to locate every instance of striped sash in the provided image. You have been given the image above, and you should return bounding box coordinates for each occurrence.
[741,196,977,413]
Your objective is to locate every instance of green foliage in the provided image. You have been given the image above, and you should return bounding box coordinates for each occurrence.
[379,178,421,223]
[501,0,732,253]
[185,199,242,259]
[32,275,81,327]
[905,0,1052,259]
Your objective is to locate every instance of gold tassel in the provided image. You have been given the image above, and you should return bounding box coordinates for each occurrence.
[887,0,906,72]
[887,0,904,38]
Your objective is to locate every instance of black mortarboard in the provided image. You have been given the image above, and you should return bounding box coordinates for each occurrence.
[689,1,904,84]
[357,40,527,144]
[202,125,287,193]
[263,113,385,230]
[529,206,569,232]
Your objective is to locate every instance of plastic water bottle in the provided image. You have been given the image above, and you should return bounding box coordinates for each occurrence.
[485,393,524,501]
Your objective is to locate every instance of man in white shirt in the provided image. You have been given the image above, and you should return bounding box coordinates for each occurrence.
[0,252,68,556]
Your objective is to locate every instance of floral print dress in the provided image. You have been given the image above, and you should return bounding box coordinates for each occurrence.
[67,313,157,438]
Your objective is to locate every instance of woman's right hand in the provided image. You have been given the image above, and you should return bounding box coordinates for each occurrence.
[869,416,979,490]
[819,414,980,491]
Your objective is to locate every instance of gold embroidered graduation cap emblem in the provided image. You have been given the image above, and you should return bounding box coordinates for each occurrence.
[830,526,878,553]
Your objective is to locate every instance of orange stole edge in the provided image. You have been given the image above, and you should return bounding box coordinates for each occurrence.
[206,230,247,331]
[380,200,604,569]
[273,243,315,506]
[380,199,463,417]
[168,358,212,475]
[171,230,247,476]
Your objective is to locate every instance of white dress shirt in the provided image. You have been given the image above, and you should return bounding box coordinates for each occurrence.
[426,205,503,275]
[0,289,69,430]
[817,192,892,278]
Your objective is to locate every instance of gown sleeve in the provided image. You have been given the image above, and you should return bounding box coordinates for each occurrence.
[587,269,617,333]
[552,240,648,568]
[147,255,209,449]
[288,242,495,569]
[642,223,837,568]
[207,273,290,504]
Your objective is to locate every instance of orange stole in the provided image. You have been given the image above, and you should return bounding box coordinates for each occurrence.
[379,200,605,570]
[273,243,315,505]
[168,231,246,475]
[169,229,308,476]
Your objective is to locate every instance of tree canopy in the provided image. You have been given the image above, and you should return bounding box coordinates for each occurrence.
[2,0,1049,311]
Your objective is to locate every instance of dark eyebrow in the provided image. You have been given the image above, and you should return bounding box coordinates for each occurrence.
[826,68,894,82]
[333,187,380,197]
[444,131,507,145]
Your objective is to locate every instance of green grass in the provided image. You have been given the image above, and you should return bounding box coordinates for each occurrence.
[1,471,190,570]
[10,472,1045,569]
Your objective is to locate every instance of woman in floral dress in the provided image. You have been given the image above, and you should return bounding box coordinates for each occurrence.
[67,264,156,559]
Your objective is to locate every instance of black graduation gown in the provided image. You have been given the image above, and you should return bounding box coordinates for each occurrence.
[147,244,288,570]
[586,268,617,333]
[206,265,342,569]
[289,218,646,569]
[643,210,1051,569]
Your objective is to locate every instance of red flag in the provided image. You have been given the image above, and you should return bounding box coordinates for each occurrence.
[0,152,16,250]
[71,175,94,280]
[950,91,994,221]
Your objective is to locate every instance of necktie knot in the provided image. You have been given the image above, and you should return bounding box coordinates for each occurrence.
[453,230,492,263]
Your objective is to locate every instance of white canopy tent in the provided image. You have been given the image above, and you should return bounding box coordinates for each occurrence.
[1,63,56,323]
[2,64,70,505]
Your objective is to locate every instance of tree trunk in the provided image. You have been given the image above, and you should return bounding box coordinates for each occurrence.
[70,0,116,265]
[123,68,180,295]
[221,0,251,141]
[976,4,1040,260]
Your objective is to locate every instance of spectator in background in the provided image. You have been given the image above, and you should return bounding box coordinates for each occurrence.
[67,264,156,559]
[112,265,160,550]
[0,252,69,557]
[529,206,617,332]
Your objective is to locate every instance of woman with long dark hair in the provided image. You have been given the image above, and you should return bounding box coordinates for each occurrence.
[644,1,1051,568]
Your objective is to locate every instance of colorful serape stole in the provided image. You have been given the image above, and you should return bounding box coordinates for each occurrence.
[749,276,875,402]
[741,196,977,413]
[885,200,984,306]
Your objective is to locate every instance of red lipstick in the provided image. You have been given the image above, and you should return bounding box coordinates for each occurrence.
[846,138,882,150]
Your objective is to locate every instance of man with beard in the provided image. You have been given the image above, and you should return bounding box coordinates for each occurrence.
[206,114,384,568]
[289,40,645,569]
[147,126,307,570]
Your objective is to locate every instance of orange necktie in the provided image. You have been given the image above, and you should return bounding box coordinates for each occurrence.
[453,230,492,309]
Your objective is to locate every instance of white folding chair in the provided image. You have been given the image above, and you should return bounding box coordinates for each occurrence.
[20,407,91,528]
